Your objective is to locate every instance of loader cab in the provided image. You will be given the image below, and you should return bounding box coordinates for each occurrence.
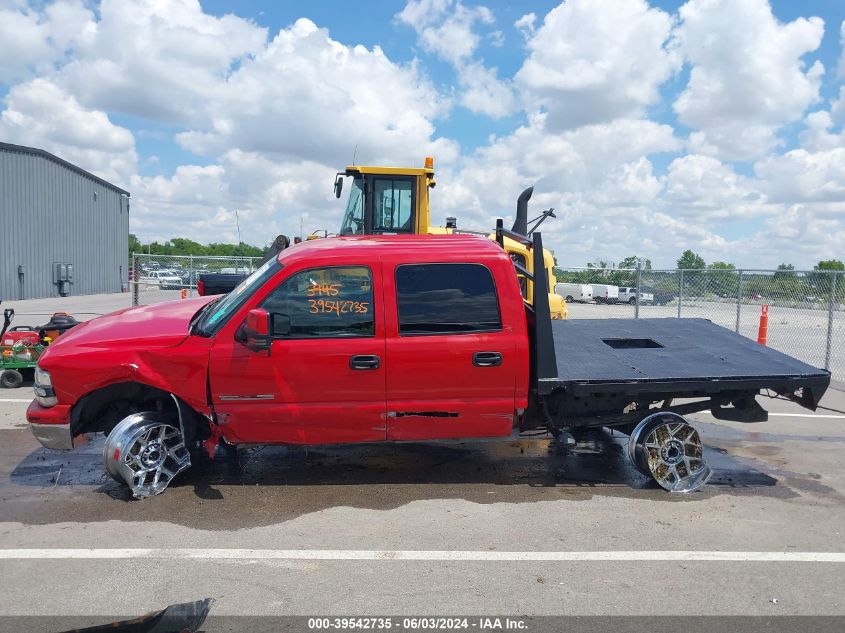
[333,158,567,319]
[337,160,434,236]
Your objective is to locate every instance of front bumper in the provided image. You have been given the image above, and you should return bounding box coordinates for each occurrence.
[27,401,74,451]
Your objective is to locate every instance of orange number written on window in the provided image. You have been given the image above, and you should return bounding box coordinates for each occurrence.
[306,283,341,297]
[308,300,370,316]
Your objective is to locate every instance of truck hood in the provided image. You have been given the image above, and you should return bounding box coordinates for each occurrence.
[46,296,216,352]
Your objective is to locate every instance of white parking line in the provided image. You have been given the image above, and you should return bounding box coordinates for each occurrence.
[0,549,844,562]
[0,399,30,403]
[768,412,845,419]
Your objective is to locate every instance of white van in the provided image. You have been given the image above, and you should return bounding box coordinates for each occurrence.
[591,284,619,304]
[555,283,593,303]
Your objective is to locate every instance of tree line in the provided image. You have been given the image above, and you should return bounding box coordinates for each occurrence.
[555,250,845,302]
[129,234,266,258]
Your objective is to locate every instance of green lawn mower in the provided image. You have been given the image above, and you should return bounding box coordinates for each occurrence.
[0,302,79,388]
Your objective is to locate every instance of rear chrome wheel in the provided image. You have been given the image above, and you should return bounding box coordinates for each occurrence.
[628,412,711,492]
[103,412,191,498]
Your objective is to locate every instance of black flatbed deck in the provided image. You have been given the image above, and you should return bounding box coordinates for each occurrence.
[544,318,830,402]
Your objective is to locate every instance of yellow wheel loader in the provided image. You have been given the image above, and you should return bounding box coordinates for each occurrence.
[332,157,567,319]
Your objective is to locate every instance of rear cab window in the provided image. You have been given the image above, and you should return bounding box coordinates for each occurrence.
[395,263,502,335]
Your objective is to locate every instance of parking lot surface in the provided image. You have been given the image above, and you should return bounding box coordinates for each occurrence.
[1,382,845,622]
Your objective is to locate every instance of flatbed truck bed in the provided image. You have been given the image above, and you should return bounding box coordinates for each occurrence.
[545,317,829,403]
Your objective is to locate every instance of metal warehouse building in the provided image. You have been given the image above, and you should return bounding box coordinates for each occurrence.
[0,142,130,300]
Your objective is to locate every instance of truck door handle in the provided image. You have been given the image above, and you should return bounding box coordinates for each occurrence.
[473,351,502,367]
[350,355,381,370]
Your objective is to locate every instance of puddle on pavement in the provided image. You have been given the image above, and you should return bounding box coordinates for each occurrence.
[0,422,825,529]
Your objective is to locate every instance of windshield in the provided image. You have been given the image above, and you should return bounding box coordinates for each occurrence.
[339,177,365,235]
[193,257,282,336]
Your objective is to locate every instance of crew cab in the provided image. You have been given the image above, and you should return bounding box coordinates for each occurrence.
[27,233,829,498]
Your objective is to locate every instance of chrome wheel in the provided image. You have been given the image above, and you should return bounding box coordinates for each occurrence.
[628,412,711,493]
[103,412,191,498]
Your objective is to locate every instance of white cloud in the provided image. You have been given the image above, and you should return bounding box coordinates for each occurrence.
[130,151,341,245]
[0,78,136,184]
[60,0,267,125]
[173,18,456,166]
[0,3,457,244]
[1,0,842,268]
[755,147,845,205]
[674,0,824,161]
[457,62,515,118]
[838,20,845,78]
[753,101,845,207]
[0,0,95,82]
[514,13,536,40]
[742,205,845,267]
[831,86,845,126]
[798,110,845,152]
[429,117,686,266]
[396,0,515,118]
[488,30,504,47]
[515,0,679,130]
[662,154,774,220]
[396,0,492,64]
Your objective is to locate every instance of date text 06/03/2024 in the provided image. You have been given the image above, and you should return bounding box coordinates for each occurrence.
[306,617,529,630]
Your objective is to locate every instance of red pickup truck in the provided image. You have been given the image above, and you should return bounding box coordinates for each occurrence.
[27,231,829,498]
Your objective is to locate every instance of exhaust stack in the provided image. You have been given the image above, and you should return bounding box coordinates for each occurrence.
[512,186,534,236]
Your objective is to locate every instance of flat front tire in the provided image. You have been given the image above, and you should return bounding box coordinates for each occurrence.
[103,412,191,498]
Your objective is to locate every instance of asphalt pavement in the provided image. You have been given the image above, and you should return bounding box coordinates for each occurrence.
[1,383,845,625]
[2,292,845,628]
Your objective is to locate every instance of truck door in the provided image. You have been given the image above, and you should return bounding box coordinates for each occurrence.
[208,264,386,444]
[383,261,518,440]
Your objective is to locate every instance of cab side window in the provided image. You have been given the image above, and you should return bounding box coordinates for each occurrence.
[395,263,501,335]
[260,266,374,338]
[373,178,414,233]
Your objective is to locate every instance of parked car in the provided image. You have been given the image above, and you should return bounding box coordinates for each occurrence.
[219,266,257,275]
[652,289,677,306]
[618,287,654,305]
[138,270,182,290]
[591,284,619,304]
[555,283,593,303]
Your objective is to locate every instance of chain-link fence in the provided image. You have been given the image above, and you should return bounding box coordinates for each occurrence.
[130,253,262,306]
[556,266,844,382]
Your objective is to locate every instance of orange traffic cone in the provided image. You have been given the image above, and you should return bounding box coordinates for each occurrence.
[757,304,768,345]
[181,288,188,300]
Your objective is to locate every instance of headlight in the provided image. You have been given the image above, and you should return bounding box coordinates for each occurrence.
[34,367,57,407]
[35,367,52,388]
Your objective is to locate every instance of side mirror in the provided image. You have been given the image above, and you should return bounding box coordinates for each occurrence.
[238,308,271,353]
[334,174,344,199]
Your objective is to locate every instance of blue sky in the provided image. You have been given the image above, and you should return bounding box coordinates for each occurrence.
[1,0,844,268]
